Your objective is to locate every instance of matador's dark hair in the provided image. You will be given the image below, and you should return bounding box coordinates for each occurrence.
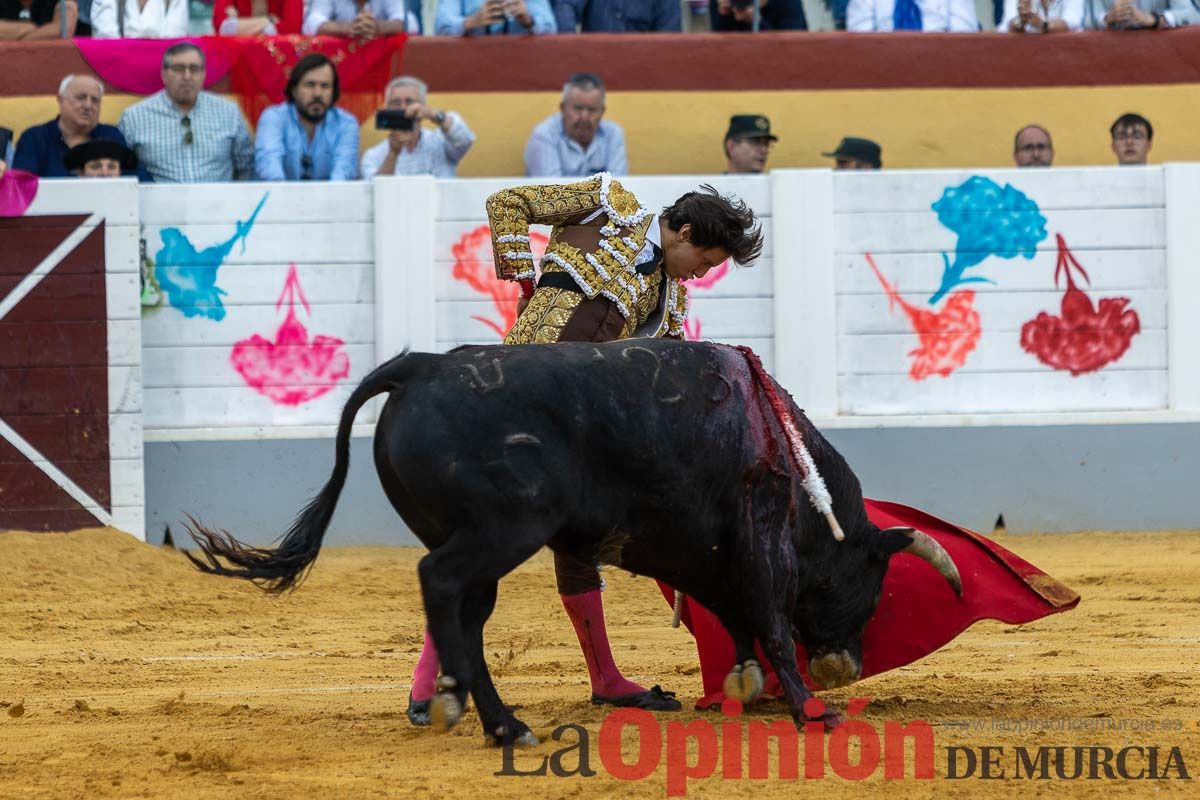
[661,185,764,267]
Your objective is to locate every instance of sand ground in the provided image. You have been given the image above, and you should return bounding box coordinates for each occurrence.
[0,528,1198,799]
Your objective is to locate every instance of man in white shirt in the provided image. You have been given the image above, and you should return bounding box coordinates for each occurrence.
[360,76,476,178]
[846,0,979,30]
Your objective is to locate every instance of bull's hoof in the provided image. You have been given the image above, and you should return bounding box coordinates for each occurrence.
[805,708,843,731]
[486,723,540,748]
[429,691,463,733]
[723,660,765,703]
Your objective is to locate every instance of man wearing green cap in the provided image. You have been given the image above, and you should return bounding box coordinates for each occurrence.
[823,136,882,170]
[723,114,777,174]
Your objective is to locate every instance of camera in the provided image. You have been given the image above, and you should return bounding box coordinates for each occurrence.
[375,110,416,131]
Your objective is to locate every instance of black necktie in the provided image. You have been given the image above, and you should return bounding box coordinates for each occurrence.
[636,243,663,275]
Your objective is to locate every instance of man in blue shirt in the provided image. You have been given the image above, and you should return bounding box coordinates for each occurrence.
[255,54,359,181]
[436,0,556,35]
[14,74,151,181]
[524,72,627,177]
[553,0,680,31]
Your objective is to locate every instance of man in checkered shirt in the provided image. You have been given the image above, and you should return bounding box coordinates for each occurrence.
[119,43,254,184]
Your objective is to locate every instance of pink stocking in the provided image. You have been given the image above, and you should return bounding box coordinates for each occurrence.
[410,629,440,702]
[561,589,646,698]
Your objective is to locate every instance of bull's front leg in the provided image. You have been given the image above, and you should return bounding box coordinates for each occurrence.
[720,625,765,705]
[757,625,842,731]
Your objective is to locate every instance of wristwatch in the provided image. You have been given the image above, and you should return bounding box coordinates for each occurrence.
[433,110,447,126]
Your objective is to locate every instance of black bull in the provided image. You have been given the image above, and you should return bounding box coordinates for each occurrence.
[188,339,961,745]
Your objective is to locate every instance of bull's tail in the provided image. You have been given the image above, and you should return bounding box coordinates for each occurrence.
[186,349,424,592]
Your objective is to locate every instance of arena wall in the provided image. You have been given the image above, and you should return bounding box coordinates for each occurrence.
[10,167,1200,541]
[1,182,145,539]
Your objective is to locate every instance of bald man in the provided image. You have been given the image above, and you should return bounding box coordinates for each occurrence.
[14,74,148,180]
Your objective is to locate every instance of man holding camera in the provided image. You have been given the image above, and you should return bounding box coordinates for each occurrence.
[360,76,476,179]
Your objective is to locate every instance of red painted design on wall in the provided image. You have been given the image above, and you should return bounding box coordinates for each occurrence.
[866,253,981,381]
[451,225,550,338]
[1019,234,1140,376]
[230,264,351,406]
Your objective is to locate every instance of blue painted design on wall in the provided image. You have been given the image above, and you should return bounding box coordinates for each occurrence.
[155,193,269,321]
[928,177,1047,304]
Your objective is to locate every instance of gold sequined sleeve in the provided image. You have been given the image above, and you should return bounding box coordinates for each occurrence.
[485,176,605,281]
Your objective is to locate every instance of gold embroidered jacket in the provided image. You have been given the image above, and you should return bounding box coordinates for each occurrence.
[486,173,688,338]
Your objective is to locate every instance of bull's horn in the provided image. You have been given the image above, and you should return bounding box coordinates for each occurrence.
[892,527,963,597]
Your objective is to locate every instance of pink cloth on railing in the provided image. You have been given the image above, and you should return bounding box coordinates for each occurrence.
[74,37,232,95]
[0,168,38,217]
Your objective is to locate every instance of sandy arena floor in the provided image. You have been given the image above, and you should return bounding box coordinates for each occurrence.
[0,527,1198,799]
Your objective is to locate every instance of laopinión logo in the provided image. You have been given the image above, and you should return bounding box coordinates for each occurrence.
[496,697,1193,796]
[497,697,936,796]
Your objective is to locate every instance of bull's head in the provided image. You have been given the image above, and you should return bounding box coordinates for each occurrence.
[793,525,962,690]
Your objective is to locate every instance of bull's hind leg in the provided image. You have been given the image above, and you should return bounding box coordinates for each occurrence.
[461,582,538,747]
[417,525,549,736]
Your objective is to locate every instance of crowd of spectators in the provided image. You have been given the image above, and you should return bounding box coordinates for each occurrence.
[2,0,1197,37]
[0,49,1160,183]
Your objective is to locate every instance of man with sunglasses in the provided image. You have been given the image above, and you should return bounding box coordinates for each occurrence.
[118,43,254,183]
[255,54,359,181]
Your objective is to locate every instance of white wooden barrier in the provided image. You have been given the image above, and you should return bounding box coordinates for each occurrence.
[119,166,1200,443]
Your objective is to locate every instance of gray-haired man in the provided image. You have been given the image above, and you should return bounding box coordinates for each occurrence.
[360,76,476,179]
[524,72,628,178]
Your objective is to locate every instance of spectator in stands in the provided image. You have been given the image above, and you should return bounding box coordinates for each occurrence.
[90,0,189,37]
[0,0,77,38]
[846,0,979,30]
[214,0,304,34]
[255,55,359,181]
[436,0,556,35]
[1087,0,1198,28]
[823,137,882,169]
[1,126,13,170]
[64,139,138,177]
[119,43,255,183]
[360,76,476,178]
[723,114,776,174]
[303,0,421,37]
[710,0,807,30]
[1013,124,1054,167]
[13,75,150,180]
[554,0,681,31]
[1002,0,1085,31]
[1111,112,1153,166]
[525,73,626,177]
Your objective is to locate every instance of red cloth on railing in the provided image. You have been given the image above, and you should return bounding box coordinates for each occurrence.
[215,34,406,125]
[658,498,1080,709]
[72,35,405,126]
[212,0,305,37]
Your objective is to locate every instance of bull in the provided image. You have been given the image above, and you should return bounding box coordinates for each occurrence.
[188,339,961,746]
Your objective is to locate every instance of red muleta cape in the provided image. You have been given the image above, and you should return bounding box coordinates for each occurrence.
[659,498,1080,709]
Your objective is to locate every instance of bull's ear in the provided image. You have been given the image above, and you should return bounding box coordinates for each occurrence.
[877,526,915,556]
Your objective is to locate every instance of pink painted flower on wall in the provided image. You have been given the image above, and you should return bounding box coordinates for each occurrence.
[231,264,351,406]
[682,259,730,340]
[452,225,550,338]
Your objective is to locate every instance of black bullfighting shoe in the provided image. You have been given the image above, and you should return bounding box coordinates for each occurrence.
[591,685,681,711]
[406,693,431,726]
